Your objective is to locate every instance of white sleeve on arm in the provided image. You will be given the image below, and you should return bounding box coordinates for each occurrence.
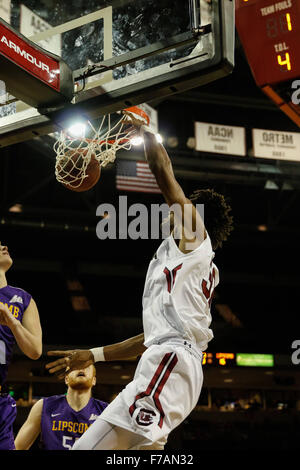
[90,347,105,362]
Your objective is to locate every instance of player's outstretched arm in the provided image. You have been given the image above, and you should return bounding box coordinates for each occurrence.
[0,299,42,360]
[142,130,206,252]
[15,399,43,450]
[46,333,146,379]
[98,332,146,361]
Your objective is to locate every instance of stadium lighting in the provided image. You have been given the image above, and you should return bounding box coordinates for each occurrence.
[131,133,163,146]
[131,136,144,146]
[265,180,279,190]
[68,122,87,138]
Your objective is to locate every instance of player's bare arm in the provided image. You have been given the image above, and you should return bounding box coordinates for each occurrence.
[46,333,146,379]
[142,130,206,253]
[15,399,43,450]
[0,299,42,360]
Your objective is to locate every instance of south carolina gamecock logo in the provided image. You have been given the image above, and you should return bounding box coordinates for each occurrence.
[136,408,156,426]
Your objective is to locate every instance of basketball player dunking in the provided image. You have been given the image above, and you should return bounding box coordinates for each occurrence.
[46,129,233,450]
[0,242,42,450]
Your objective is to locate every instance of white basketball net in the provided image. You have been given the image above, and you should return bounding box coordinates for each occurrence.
[53,107,149,190]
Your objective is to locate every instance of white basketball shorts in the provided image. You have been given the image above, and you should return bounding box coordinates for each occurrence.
[96,340,203,448]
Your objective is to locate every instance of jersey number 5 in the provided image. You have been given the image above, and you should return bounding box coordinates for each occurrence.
[62,435,78,450]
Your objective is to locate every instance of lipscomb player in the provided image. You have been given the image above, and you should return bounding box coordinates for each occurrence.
[15,364,108,450]
[0,241,42,450]
[46,130,234,450]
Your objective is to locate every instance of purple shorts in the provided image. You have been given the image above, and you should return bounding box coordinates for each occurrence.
[0,394,17,450]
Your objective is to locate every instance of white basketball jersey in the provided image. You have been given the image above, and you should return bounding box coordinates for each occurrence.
[142,233,219,351]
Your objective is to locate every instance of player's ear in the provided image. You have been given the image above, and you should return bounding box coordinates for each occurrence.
[92,365,97,386]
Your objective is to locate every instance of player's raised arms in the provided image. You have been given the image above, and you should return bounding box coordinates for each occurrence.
[142,130,206,253]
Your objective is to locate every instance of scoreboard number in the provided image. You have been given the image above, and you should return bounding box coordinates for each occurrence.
[277,52,292,71]
[236,0,300,87]
[266,12,293,38]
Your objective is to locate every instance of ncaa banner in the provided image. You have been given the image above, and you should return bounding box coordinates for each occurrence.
[195,122,246,156]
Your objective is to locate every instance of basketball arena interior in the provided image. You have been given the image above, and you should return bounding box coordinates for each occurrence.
[0,0,300,453]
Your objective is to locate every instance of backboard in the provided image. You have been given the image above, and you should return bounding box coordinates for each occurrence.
[0,0,235,147]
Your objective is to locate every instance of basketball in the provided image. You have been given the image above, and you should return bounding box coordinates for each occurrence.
[57,149,101,192]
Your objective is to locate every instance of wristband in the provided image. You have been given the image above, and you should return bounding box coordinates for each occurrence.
[90,347,105,362]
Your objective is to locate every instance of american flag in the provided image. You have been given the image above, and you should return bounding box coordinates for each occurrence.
[116,160,161,194]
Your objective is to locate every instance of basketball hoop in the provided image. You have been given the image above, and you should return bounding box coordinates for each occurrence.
[54,105,150,190]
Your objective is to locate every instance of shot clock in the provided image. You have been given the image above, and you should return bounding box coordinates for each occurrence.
[236,0,300,87]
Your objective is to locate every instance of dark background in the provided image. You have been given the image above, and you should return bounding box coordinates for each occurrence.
[1,0,300,452]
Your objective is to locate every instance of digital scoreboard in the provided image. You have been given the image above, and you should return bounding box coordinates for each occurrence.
[236,0,300,128]
[202,352,275,367]
[236,0,300,87]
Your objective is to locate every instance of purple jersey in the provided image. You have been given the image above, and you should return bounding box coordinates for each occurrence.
[41,394,108,450]
[0,285,32,387]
